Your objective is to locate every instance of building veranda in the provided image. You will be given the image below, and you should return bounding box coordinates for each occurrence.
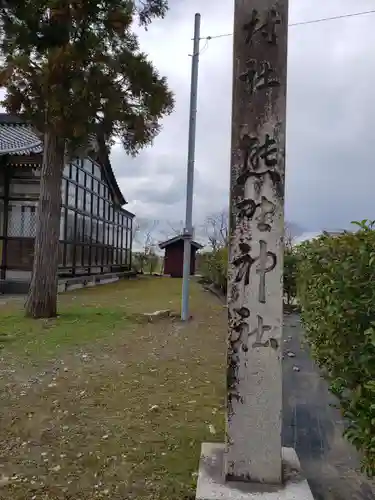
[0,114,134,293]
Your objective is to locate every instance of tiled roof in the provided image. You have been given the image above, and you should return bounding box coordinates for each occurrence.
[0,113,130,209]
[0,116,43,155]
[0,115,99,156]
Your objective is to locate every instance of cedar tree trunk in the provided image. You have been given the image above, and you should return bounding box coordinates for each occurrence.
[25,132,65,318]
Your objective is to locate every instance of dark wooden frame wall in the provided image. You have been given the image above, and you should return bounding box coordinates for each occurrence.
[0,155,133,279]
[0,157,9,280]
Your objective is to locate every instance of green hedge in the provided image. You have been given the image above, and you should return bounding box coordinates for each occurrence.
[198,247,228,295]
[284,248,298,306]
[199,245,298,304]
[296,222,375,476]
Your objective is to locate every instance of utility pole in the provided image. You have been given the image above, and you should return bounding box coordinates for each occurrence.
[181,13,201,321]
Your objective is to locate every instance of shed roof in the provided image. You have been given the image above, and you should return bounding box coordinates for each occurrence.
[159,235,204,250]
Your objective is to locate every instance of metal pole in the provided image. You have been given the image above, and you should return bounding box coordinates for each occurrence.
[181,13,201,321]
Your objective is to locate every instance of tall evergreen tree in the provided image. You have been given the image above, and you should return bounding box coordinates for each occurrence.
[0,0,174,318]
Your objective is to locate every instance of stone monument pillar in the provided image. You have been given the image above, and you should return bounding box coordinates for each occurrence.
[196,1,313,498]
[225,0,287,484]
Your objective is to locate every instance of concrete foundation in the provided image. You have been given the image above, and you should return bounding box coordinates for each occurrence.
[196,443,314,500]
[0,270,136,295]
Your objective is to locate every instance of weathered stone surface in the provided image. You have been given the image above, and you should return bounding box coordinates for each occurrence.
[226,0,288,484]
[196,443,314,500]
[142,310,171,322]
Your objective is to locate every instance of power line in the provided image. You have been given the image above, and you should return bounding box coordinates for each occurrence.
[199,8,375,41]
[198,39,210,55]
[290,8,375,27]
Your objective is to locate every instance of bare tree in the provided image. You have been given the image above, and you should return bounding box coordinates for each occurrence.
[284,222,297,250]
[147,245,160,274]
[132,219,157,246]
[143,222,158,254]
[132,221,141,244]
[132,219,159,273]
[204,210,229,251]
[159,220,185,240]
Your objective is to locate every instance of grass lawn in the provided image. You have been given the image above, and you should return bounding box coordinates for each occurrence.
[0,277,226,500]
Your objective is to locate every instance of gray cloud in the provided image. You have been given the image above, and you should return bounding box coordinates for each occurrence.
[109,0,375,237]
[130,180,184,206]
[286,0,375,233]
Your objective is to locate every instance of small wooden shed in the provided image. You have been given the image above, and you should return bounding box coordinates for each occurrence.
[159,236,203,278]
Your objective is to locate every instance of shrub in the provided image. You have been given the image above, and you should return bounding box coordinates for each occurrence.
[132,251,160,274]
[199,247,228,295]
[132,252,147,273]
[283,248,298,306]
[296,221,375,476]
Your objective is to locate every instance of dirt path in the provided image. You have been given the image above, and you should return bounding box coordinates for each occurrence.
[0,279,227,500]
[1,280,374,499]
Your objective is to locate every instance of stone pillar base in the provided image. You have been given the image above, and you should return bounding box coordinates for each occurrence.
[196,443,314,500]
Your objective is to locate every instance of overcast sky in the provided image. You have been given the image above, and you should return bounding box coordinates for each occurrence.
[110,0,375,242]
